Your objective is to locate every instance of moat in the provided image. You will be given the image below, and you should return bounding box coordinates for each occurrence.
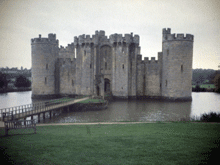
[0,91,219,123]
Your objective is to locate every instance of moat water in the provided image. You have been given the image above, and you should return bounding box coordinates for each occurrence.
[0,91,220,123]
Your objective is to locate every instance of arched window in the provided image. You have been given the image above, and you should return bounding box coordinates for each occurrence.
[122,64,124,69]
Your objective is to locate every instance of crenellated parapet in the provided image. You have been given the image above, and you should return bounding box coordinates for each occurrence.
[31,33,59,45]
[59,43,75,59]
[73,30,140,47]
[144,57,159,64]
[74,30,109,46]
[162,28,194,42]
[109,33,139,45]
[59,43,74,52]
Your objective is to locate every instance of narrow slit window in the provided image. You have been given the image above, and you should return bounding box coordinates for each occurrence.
[122,64,124,69]
[90,64,92,69]
[105,62,107,70]
[84,50,86,56]
[167,49,169,56]
[46,64,48,70]
[166,80,167,87]
[181,65,183,72]
[72,80,74,86]
[45,77,47,84]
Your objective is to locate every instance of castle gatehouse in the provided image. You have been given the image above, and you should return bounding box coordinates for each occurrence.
[31,28,194,100]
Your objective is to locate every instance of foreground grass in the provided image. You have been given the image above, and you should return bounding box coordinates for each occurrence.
[0,123,220,165]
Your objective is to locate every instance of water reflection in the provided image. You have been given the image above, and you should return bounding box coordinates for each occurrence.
[0,91,219,123]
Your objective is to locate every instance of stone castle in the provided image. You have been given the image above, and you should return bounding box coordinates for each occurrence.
[31,28,194,100]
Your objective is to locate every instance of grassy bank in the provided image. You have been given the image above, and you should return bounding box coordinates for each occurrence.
[77,98,106,103]
[0,123,219,164]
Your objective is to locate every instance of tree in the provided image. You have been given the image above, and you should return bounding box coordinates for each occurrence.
[0,72,8,88]
[15,75,31,88]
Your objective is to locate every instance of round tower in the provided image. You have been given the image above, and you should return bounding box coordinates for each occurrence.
[31,33,59,98]
[161,28,194,100]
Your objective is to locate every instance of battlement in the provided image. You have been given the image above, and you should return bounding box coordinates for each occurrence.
[137,54,142,61]
[162,28,171,34]
[31,34,58,44]
[48,33,56,40]
[109,33,139,45]
[59,43,74,52]
[144,57,158,64]
[73,31,140,46]
[163,33,194,42]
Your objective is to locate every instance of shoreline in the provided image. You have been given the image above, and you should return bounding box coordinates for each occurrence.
[1,121,219,128]
[0,87,31,93]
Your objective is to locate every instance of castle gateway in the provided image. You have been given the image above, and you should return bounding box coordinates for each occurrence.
[31,28,194,100]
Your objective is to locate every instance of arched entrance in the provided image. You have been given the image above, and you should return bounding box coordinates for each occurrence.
[104,78,110,93]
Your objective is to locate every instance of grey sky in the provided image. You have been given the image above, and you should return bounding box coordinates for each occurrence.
[0,0,219,70]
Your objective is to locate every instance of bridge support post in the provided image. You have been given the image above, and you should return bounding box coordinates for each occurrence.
[31,115,33,120]
[24,118,26,126]
[43,112,45,121]
[38,114,40,123]
[50,111,52,119]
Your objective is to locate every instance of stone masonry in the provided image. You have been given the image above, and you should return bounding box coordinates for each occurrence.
[31,28,194,100]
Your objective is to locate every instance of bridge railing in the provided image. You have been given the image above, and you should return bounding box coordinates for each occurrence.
[0,97,75,121]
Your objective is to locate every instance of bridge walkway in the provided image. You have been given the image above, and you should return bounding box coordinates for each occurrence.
[0,97,89,121]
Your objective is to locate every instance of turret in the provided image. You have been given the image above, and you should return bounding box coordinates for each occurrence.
[161,28,194,100]
[31,33,59,98]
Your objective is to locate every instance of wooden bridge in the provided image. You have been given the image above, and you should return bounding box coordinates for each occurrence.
[0,97,90,122]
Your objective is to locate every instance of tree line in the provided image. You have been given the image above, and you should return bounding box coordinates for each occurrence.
[0,72,31,88]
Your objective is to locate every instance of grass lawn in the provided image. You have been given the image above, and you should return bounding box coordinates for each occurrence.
[77,99,105,103]
[192,84,216,89]
[0,123,220,165]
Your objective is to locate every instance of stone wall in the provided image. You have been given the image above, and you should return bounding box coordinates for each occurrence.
[59,58,76,95]
[112,43,129,98]
[144,57,161,96]
[136,55,144,96]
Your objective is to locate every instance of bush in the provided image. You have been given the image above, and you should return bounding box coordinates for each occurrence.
[0,72,8,88]
[200,112,220,122]
[14,75,31,88]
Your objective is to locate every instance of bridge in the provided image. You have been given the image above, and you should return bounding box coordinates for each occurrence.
[0,97,90,122]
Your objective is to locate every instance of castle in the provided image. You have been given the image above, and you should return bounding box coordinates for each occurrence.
[31,28,194,100]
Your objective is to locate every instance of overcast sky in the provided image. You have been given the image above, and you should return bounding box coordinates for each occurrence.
[0,0,219,70]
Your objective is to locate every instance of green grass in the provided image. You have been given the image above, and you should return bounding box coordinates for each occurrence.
[77,98,105,103]
[192,84,216,89]
[0,123,219,164]
[47,97,73,104]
